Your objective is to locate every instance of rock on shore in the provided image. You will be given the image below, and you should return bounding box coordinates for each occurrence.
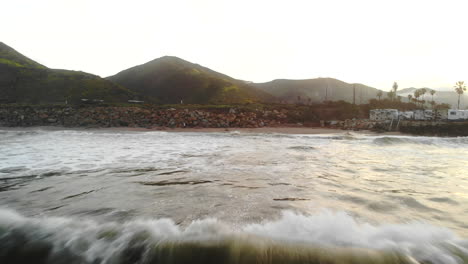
[0,106,290,128]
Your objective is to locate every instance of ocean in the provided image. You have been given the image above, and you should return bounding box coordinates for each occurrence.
[0,128,467,264]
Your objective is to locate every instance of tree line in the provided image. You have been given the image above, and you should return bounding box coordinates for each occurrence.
[375,81,466,109]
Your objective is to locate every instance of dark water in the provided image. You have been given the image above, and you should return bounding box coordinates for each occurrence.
[0,128,467,263]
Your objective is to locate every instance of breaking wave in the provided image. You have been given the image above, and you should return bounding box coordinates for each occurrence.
[1,209,466,264]
[372,136,468,146]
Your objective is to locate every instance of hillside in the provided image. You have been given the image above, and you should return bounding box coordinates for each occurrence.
[0,42,134,104]
[252,78,384,104]
[107,56,274,104]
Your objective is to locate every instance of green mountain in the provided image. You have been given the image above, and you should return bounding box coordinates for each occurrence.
[0,42,134,104]
[252,78,385,104]
[107,56,274,104]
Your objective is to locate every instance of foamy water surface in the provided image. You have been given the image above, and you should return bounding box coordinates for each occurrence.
[0,128,467,263]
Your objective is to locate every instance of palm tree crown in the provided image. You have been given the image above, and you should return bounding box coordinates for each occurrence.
[377,90,383,100]
[455,81,466,95]
[454,81,467,109]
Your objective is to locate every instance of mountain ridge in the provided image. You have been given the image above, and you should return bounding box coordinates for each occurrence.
[0,42,134,104]
[1,42,466,107]
[0,42,46,69]
[252,77,384,104]
[107,56,274,104]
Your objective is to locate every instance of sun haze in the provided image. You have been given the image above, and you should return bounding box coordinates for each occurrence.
[2,0,467,89]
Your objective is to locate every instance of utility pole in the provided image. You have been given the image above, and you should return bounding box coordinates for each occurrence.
[360,87,363,104]
[325,78,329,102]
[353,84,356,105]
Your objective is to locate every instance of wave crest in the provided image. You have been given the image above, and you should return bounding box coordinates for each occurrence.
[372,136,468,146]
[0,209,466,264]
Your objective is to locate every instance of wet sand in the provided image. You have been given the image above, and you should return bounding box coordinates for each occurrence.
[102,126,403,135]
[0,125,403,135]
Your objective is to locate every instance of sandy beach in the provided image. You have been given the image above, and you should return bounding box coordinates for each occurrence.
[0,125,403,135]
[99,126,403,135]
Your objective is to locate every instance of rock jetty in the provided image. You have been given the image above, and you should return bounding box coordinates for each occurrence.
[0,106,290,128]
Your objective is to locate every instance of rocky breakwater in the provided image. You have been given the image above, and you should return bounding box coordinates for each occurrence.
[0,106,290,128]
[398,120,468,136]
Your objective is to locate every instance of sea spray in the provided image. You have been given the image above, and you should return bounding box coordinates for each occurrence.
[0,209,466,264]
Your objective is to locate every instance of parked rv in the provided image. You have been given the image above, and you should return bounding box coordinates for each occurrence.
[370,109,459,121]
[399,111,414,120]
[370,109,399,121]
[448,109,468,121]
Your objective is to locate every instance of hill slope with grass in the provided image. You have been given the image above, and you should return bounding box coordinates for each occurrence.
[252,78,385,104]
[0,42,134,104]
[107,56,274,104]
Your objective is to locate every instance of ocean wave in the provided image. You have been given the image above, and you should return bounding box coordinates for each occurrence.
[0,130,41,139]
[372,136,468,146]
[287,145,316,151]
[0,209,466,264]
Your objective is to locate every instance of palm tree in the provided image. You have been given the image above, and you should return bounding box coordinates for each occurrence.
[392,82,398,94]
[414,90,421,107]
[430,90,436,101]
[454,81,466,109]
[388,82,398,101]
[377,90,383,101]
[420,88,427,101]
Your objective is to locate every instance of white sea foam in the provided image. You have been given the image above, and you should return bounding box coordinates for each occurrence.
[0,209,466,264]
[245,210,467,264]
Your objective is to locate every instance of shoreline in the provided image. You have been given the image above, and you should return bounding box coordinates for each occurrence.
[0,125,403,136]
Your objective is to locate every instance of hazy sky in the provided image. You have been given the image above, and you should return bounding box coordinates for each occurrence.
[2,0,467,90]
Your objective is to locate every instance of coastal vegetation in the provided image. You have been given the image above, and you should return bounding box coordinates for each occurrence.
[454,81,466,109]
[386,81,398,101]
